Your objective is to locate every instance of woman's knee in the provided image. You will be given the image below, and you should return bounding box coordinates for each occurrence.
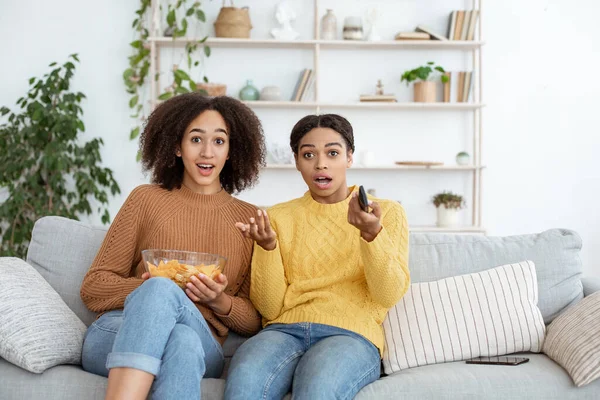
[166,324,205,359]
[125,277,183,308]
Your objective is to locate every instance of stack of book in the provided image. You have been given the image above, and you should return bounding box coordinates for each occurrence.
[447,10,479,41]
[291,69,314,102]
[442,71,473,103]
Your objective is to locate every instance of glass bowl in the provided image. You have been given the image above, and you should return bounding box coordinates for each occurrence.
[141,249,227,288]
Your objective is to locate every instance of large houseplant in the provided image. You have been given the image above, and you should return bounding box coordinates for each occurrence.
[401,62,449,103]
[431,191,465,227]
[0,55,120,258]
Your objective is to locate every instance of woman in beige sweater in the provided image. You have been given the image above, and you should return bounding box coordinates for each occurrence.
[80,94,266,400]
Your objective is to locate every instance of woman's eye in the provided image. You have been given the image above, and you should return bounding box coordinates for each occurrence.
[191,137,201,143]
[329,151,339,157]
[303,153,313,159]
[215,138,225,145]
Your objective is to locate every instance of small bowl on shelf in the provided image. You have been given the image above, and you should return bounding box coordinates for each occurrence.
[141,249,227,288]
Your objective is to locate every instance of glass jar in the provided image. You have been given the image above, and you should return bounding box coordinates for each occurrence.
[343,16,363,40]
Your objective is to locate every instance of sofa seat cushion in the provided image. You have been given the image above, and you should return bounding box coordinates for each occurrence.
[356,353,600,399]
[0,358,227,400]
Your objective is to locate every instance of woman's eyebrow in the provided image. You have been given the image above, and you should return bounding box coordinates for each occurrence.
[189,127,228,135]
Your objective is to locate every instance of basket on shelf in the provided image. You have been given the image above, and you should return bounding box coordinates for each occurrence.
[196,83,227,96]
[214,0,252,39]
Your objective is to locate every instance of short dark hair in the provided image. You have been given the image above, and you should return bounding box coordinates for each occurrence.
[140,94,266,194]
[289,114,355,155]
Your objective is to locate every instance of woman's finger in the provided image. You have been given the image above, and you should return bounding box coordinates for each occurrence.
[262,210,273,234]
[189,275,213,298]
[198,273,223,293]
[185,282,203,300]
[370,201,382,219]
[249,217,259,239]
[256,209,265,234]
[185,288,201,302]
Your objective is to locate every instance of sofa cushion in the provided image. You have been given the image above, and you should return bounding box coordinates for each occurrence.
[0,257,87,373]
[26,216,108,327]
[543,291,600,387]
[357,353,600,400]
[383,261,545,374]
[0,358,227,400]
[409,229,583,323]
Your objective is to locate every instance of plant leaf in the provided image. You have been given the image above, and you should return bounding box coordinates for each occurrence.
[204,46,211,57]
[130,126,140,140]
[129,95,139,108]
[158,92,173,100]
[196,10,206,22]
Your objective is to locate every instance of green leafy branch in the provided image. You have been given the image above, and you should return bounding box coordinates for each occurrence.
[124,0,211,146]
[401,61,449,86]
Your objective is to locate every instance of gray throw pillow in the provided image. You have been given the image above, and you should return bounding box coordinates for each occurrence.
[543,291,600,387]
[0,257,87,373]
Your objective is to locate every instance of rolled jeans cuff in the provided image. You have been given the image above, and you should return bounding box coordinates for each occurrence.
[106,351,162,376]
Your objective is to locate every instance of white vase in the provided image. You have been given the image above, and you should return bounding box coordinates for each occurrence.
[436,205,459,227]
[321,9,337,40]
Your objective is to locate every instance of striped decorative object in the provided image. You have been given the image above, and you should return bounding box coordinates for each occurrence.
[543,291,600,387]
[382,261,546,374]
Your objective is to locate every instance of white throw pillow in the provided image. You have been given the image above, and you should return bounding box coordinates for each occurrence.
[382,260,545,374]
[0,257,87,373]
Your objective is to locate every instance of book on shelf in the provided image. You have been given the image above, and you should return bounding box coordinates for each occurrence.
[450,71,473,103]
[300,70,315,102]
[394,32,430,40]
[415,25,448,41]
[291,69,311,102]
[359,94,397,102]
[447,9,479,41]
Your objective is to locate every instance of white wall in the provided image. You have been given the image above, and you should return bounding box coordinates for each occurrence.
[1,0,598,277]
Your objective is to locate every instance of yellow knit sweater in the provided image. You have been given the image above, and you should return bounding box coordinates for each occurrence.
[250,186,410,355]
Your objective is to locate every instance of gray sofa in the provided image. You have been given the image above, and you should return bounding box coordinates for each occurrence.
[1,216,599,399]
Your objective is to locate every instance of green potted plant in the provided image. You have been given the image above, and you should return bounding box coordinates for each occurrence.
[431,191,465,227]
[401,61,449,103]
[0,55,120,258]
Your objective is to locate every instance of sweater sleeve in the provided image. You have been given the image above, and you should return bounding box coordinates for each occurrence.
[80,187,145,312]
[360,202,410,308]
[214,270,262,336]
[249,239,288,322]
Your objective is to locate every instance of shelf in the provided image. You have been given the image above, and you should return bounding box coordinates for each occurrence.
[244,101,484,110]
[149,37,485,50]
[319,40,485,50]
[410,226,486,233]
[265,164,485,171]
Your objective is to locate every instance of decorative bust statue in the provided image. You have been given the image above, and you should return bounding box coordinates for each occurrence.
[270,1,299,40]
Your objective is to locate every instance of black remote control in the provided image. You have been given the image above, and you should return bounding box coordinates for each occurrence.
[358,185,369,212]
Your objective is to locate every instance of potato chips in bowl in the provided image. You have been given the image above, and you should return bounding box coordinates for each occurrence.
[141,249,227,288]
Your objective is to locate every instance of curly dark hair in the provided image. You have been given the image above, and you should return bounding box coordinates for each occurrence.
[289,114,355,155]
[139,94,266,194]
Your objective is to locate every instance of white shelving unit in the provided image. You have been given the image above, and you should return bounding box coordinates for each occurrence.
[147,0,484,234]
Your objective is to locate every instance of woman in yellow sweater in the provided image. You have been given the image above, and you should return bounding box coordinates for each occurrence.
[226,114,410,400]
[79,94,265,400]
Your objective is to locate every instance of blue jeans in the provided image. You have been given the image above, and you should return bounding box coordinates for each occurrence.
[81,278,224,400]
[224,323,381,400]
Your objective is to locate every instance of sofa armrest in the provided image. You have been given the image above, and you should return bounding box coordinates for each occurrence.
[582,276,600,297]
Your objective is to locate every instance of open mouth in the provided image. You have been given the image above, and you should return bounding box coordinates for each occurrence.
[196,163,214,176]
[313,175,332,189]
